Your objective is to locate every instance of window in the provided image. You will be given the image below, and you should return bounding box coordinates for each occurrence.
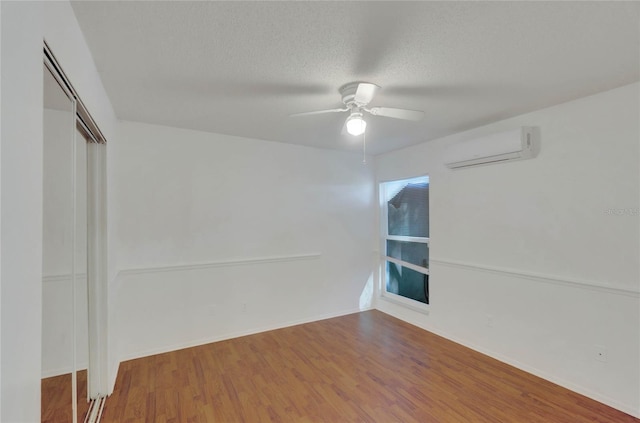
[380,176,429,306]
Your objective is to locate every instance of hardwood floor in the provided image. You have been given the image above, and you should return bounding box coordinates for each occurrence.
[100,310,638,422]
[41,369,90,423]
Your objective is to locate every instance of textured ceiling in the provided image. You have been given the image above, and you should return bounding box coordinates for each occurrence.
[71,1,640,155]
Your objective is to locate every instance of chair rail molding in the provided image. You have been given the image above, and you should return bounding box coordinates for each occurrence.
[117,253,323,278]
[430,258,640,298]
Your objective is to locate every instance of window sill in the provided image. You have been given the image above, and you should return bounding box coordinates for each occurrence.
[379,293,430,316]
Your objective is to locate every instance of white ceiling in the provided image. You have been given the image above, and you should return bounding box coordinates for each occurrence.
[71,1,640,155]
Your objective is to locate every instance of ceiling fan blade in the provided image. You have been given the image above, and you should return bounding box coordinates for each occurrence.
[289,108,348,117]
[354,83,380,104]
[367,107,424,121]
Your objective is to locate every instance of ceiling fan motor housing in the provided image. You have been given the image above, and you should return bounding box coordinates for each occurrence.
[340,82,377,107]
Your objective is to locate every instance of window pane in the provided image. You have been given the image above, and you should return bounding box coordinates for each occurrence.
[386,261,429,304]
[387,182,429,237]
[386,240,428,269]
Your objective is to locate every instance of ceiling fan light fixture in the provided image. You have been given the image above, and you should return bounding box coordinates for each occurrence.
[346,114,367,136]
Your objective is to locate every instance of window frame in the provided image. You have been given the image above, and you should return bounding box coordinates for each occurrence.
[380,176,430,309]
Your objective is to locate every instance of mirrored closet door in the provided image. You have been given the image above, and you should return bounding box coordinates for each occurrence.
[42,62,89,423]
[42,47,108,423]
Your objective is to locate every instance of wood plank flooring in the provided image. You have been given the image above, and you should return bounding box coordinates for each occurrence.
[41,369,90,422]
[100,310,638,422]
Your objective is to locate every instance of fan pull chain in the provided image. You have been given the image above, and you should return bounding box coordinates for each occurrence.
[362,130,367,164]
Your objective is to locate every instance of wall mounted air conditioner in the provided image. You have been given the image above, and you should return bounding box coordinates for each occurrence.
[444,127,538,169]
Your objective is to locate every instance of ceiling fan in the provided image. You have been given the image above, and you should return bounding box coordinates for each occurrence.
[289,82,424,136]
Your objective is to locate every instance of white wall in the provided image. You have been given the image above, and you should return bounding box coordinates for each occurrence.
[375,82,640,417]
[111,121,375,362]
[0,1,117,420]
[1,3,43,422]
[0,3,3,417]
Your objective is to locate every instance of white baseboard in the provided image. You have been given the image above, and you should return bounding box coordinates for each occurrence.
[42,363,88,379]
[108,360,120,395]
[376,306,640,419]
[439,327,639,418]
[119,306,369,363]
